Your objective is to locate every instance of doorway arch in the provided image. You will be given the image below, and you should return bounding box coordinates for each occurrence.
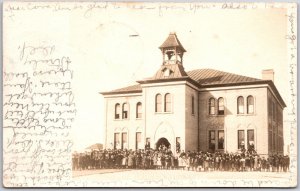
[154,121,175,153]
[156,137,170,150]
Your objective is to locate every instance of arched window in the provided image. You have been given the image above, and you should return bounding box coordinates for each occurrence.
[122,103,129,119]
[115,103,121,119]
[209,98,215,115]
[218,97,224,115]
[136,132,142,150]
[122,132,128,149]
[247,96,254,114]
[237,96,244,114]
[114,132,120,149]
[136,102,142,118]
[164,93,171,112]
[155,94,162,112]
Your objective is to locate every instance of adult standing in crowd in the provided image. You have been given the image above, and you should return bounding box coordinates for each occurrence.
[72,148,289,173]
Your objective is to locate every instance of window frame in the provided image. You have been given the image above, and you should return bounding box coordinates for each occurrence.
[247,95,254,114]
[217,97,225,115]
[121,132,128,149]
[122,103,129,119]
[176,137,181,153]
[164,93,172,112]
[136,102,142,118]
[146,137,151,149]
[155,94,162,113]
[237,130,245,150]
[208,130,216,151]
[237,96,244,114]
[136,132,142,150]
[247,129,255,150]
[115,103,121,119]
[209,98,215,115]
[218,130,224,150]
[114,132,120,149]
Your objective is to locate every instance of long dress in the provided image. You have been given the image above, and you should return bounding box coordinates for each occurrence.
[204,157,209,170]
[254,156,258,170]
[128,154,134,168]
[153,155,158,167]
[157,157,161,167]
[186,157,190,169]
[122,156,128,167]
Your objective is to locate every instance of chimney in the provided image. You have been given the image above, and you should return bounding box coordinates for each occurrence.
[262,69,274,82]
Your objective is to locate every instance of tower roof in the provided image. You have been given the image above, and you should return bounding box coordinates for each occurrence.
[159,32,186,52]
[153,64,188,79]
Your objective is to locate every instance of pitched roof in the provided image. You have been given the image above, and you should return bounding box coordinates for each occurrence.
[159,32,186,52]
[101,84,142,95]
[187,69,261,86]
[100,69,286,107]
[101,69,261,95]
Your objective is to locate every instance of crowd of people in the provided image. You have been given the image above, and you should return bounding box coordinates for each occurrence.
[72,145,290,173]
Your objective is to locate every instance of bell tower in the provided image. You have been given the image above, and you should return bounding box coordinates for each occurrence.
[159,32,186,65]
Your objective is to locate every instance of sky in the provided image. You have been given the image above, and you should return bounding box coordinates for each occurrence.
[70,3,291,152]
[4,2,295,153]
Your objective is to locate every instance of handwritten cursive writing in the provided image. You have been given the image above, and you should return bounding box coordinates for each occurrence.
[3,42,76,187]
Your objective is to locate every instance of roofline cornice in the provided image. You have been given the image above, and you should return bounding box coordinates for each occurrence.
[100,78,286,108]
[137,76,201,88]
[201,80,286,108]
[100,90,142,95]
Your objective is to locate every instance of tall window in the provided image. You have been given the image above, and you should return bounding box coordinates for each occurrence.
[146,138,150,144]
[218,97,224,115]
[238,130,245,149]
[136,102,142,118]
[176,137,181,153]
[164,93,171,112]
[218,130,224,150]
[114,133,120,149]
[209,98,215,115]
[122,132,127,149]
[237,96,244,114]
[136,132,141,150]
[191,96,195,115]
[115,103,121,119]
[155,94,162,112]
[122,103,129,119]
[209,130,216,151]
[247,96,254,114]
[247,130,254,150]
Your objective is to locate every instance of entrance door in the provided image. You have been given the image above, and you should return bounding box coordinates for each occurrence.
[156,137,170,150]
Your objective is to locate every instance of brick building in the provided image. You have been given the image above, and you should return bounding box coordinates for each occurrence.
[101,33,286,156]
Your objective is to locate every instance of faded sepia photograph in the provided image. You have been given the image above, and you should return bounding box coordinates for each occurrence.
[3,1,297,187]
